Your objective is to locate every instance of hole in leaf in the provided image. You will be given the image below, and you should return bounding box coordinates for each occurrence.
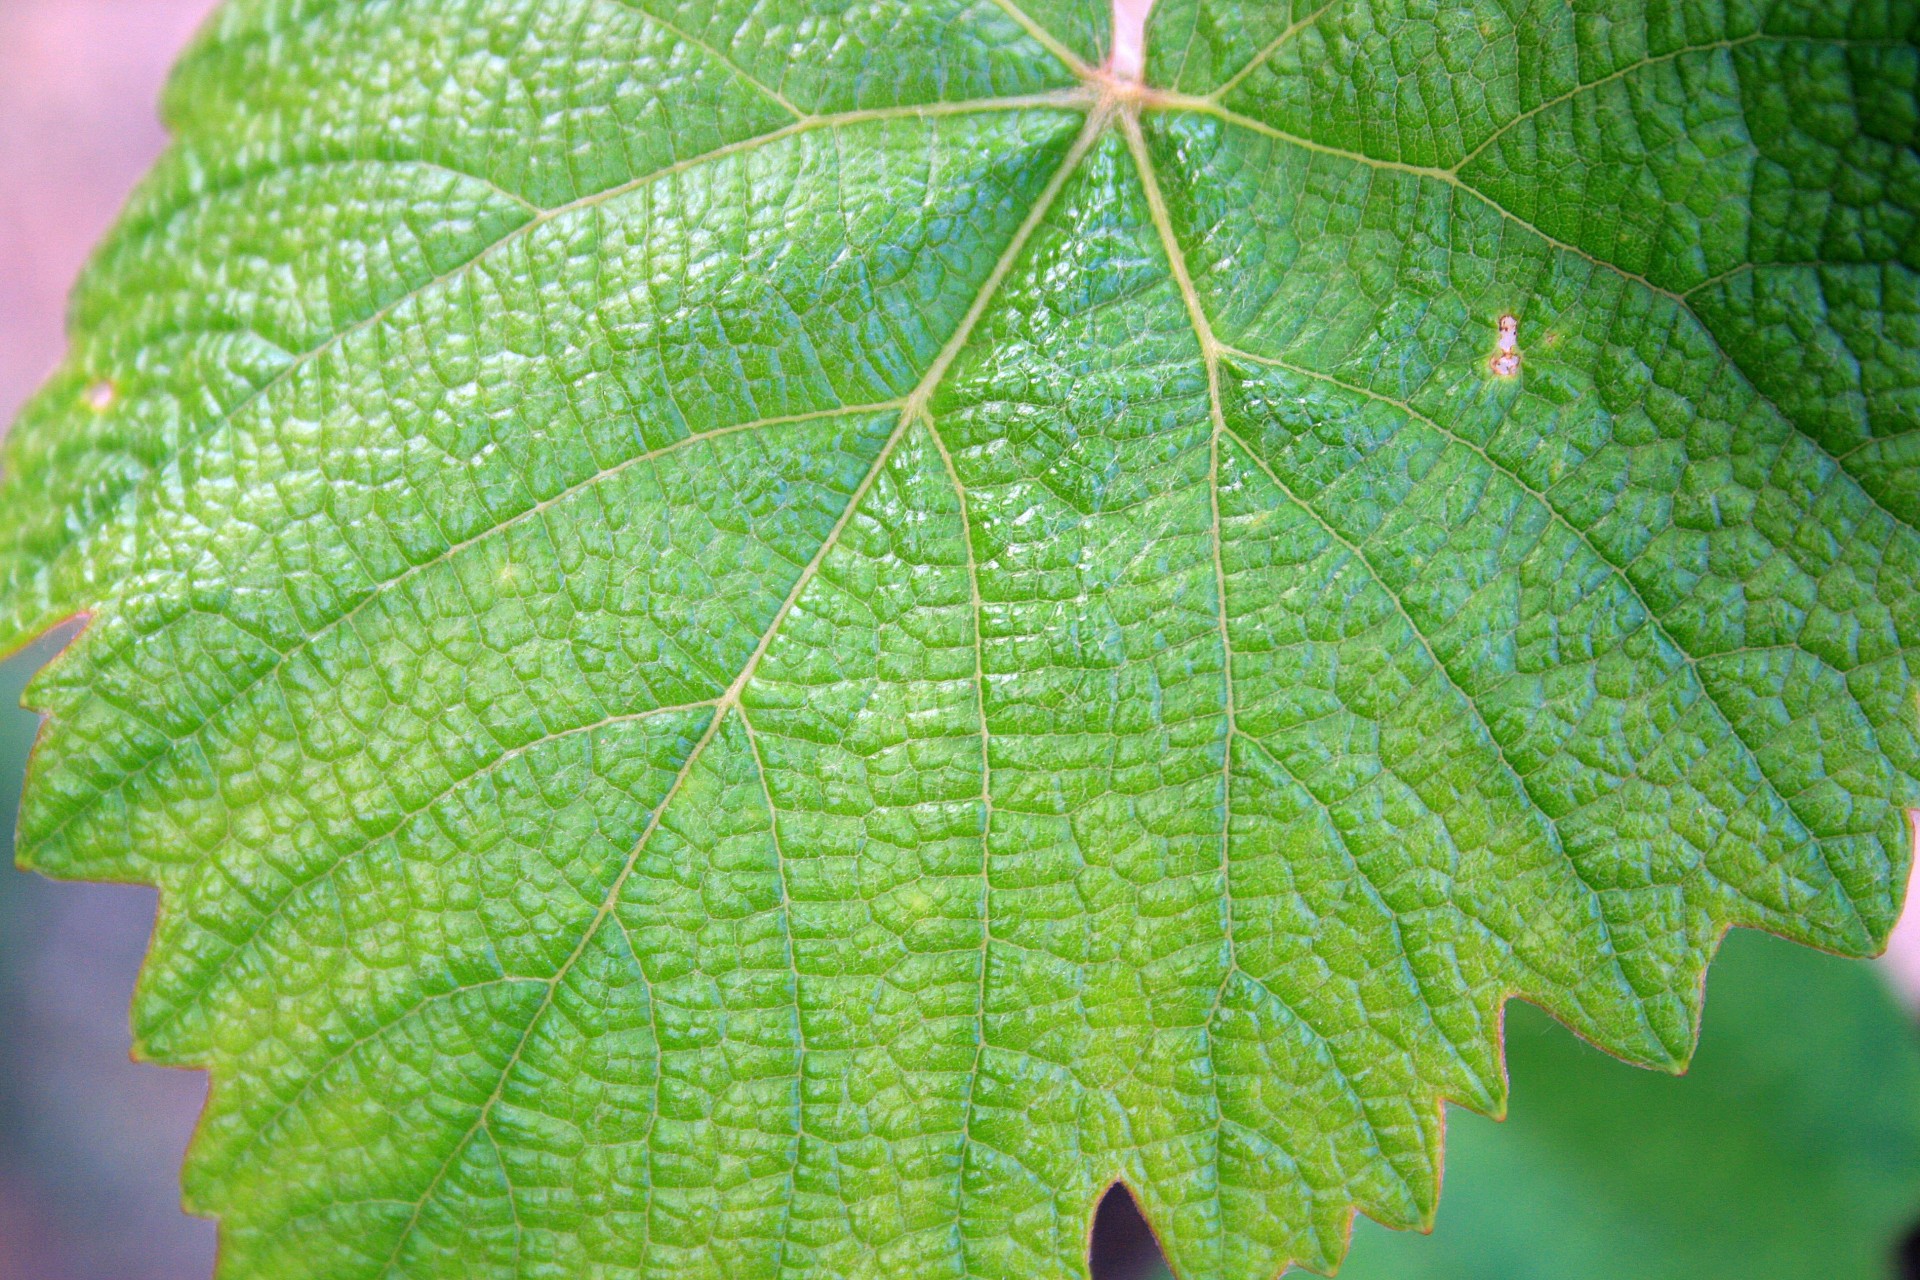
[1089,1182,1172,1280]
[1490,313,1521,377]
[1897,1219,1920,1278]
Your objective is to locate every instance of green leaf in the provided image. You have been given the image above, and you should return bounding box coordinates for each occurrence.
[1,2,1916,1276]
[1339,929,1920,1279]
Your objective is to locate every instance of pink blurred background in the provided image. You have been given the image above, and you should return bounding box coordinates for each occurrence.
[0,3,1912,1279]
[0,5,221,1278]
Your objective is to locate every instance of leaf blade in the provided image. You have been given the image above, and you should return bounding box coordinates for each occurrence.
[4,4,1918,1278]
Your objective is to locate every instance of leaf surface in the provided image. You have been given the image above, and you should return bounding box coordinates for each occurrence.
[2,2,1917,1277]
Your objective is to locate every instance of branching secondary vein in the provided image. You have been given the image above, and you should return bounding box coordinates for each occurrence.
[368,104,1109,1273]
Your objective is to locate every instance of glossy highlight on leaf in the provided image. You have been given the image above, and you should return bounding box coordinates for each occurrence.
[1,2,1917,1277]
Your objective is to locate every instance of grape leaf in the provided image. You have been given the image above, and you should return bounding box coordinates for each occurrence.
[1339,929,1920,1280]
[2,1,1917,1277]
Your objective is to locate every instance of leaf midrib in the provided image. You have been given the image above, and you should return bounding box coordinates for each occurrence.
[362,106,1111,1277]
[35,0,1900,1093]
[46,56,1909,868]
[1124,109,1669,1229]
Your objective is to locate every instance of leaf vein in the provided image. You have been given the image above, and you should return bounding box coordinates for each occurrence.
[361,103,1105,1274]
[1217,344,1877,942]
[1208,0,1343,103]
[148,701,721,1047]
[36,401,902,856]
[612,1,809,120]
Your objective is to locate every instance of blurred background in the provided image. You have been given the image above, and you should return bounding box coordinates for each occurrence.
[2,4,1920,1280]
[1,4,220,1278]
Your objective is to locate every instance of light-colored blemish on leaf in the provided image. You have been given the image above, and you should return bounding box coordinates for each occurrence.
[1490,314,1521,377]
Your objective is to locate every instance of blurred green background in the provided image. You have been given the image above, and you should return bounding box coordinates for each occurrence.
[1339,930,1920,1280]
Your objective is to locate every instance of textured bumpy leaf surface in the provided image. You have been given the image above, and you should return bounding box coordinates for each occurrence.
[2,1,1917,1276]
[1339,930,1920,1279]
